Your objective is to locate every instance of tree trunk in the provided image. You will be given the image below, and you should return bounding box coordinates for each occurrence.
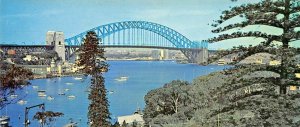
[280,86,287,94]
[279,0,291,94]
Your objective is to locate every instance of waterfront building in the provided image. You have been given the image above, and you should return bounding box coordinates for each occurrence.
[7,49,16,55]
[23,55,32,61]
[46,59,71,76]
[117,108,144,126]
[20,65,48,78]
[218,59,226,65]
[23,55,38,61]
[117,114,144,126]
[47,59,57,74]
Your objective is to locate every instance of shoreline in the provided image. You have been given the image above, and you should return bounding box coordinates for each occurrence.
[32,73,84,80]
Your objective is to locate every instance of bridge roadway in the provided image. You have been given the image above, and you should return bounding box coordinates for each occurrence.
[0,44,193,51]
[0,44,209,64]
[0,44,193,50]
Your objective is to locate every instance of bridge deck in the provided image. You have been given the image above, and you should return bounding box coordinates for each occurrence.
[65,45,204,50]
[0,44,204,50]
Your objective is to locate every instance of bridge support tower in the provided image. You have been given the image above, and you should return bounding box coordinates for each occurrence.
[46,31,66,61]
[183,48,208,65]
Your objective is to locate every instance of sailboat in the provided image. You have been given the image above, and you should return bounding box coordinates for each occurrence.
[10,94,18,99]
[114,76,128,82]
[67,95,76,99]
[37,90,47,97]
[74,77,82,80]
[47,96,54,101]
[58,89,65,95]
[0,116,10,126]
[17,100,27,105]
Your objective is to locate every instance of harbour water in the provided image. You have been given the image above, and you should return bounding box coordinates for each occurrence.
[1,61,229,126]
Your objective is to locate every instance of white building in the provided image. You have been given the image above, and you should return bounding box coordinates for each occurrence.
[117,113,144,126]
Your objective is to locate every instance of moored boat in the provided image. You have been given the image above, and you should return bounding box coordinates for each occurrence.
[67,95,76,99]
[32,85,39,89]
[0,116,10,127]
[17,100,27,105]
[65,82,74,85]
[115,76,128,82]
[10,94,18,98]
[47,96,54,101]
[37,90,47,97]
[74,77,82,80]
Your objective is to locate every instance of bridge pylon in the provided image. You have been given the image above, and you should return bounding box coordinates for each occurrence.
[182,48,208,65]
[46,31,66,61]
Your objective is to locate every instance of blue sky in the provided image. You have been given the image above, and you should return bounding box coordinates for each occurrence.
[0,0,284,49]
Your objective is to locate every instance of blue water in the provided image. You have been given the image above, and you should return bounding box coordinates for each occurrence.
[1,61,228,126]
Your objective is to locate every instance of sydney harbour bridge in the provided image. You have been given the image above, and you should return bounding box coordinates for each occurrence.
[0,21,208,64]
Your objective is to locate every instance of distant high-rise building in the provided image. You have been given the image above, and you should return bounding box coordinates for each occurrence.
[46,31,66,61]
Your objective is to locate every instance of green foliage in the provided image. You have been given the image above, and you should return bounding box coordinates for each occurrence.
[199,0,300,125]
[0,64,33,109]
[31,50,58,59]
[121,120,128,127]
[144,0,300,126]
[144,80,192,126]
[132,120,137,127]
[112,121,120,127]
[207,0,300,93]
[77,31,110,127]
[33,111,63,126]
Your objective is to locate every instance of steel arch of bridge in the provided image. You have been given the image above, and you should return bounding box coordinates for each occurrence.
[65,21,208,49]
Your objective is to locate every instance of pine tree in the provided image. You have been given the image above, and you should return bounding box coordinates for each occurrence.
[77,31,110,127]
[201,0,300,126]
[121,120,127,127]
[112,121,120,127]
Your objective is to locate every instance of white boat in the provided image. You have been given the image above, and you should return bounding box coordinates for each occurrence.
[114,76,128,82]
[63,122,78,127]
[39,94,47,97]
[17,100,27,105]
[58,91,65,95]
[67,95,76,99]
[37,90,47,97]
[32,85,39,89]
[108,90,114,94]
[10,94,18,98]
[65,82,74,85]
[0,116,10,121]
[64,88,70,91]
[74,77,82,80]
[0,116,9,126]
[47,96,54,101]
